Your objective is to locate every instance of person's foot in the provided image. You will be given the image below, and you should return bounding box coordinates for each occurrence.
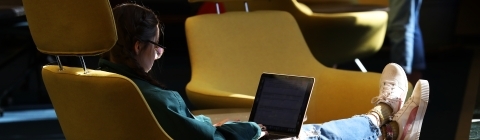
[373,63,409,114]
[393,80,430,140]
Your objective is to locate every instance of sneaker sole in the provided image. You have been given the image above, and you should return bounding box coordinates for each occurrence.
[411,80,430,140]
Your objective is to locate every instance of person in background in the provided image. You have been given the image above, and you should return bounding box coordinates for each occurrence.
[387,0,426,84]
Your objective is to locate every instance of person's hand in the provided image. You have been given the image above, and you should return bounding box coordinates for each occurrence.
[257,124,268,138]
[260,131,267,138]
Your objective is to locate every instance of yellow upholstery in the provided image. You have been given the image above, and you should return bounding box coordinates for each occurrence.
[185,11,385,123]
[23,0,172,139]
[42,66,171,139]
[23,0,117,55]
[212,0,388,66]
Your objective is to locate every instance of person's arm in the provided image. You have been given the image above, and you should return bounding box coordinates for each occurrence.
[210,118,266,140]
[142,88,261,140]
[216,121,262,140]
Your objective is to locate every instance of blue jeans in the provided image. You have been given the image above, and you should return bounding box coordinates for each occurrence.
[299,115,381,140]
[387,0,426,74]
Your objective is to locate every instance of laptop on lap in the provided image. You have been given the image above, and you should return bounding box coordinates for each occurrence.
[249,73,315,140]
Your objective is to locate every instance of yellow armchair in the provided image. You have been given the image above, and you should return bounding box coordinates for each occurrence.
[185,10,387,123]
[217,0,388,66]
[23,0,171,139]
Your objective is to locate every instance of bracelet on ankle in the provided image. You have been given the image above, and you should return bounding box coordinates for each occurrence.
[384,123,394,140]
[369,108,385,125]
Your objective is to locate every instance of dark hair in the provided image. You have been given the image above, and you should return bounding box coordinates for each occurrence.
[104,3,165,88]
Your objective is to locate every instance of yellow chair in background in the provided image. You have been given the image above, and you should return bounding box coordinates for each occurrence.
[185,7,393,123]
[207,0,388,67]
[22,0,171,139]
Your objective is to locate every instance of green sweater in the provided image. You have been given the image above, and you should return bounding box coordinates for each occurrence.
[98,59,261,140]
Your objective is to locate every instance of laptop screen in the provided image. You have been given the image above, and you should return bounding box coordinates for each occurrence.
[249,73,315,134]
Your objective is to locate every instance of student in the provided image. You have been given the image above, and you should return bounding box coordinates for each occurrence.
[98,3,430,140]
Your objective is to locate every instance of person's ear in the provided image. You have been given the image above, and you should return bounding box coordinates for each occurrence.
[134,41,142,55]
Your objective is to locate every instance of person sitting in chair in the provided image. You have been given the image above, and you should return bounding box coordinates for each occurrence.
[98,3,430,140]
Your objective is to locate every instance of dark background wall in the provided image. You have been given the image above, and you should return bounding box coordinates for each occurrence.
[420,0,459,51]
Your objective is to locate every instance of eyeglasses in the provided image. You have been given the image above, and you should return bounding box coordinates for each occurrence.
[140,39,165,60]
[144,40,166,49]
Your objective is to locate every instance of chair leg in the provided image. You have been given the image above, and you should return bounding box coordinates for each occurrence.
[354,58,368,73]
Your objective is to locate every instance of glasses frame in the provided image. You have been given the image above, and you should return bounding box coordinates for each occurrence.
[143,40,166,49]
[140,39,165,60]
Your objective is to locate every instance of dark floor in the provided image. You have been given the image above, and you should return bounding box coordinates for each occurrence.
[472,121,480,139]
[1,1,479,140]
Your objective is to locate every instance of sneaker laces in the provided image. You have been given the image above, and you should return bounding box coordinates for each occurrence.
[371,80,397,104]
[393,96,414,119]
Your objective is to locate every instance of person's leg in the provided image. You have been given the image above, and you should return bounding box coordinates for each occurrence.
[381,80,430,140]
[409,0,426,84]
[388,0,417,74]
[297,63,409,140]
[299,115,381,140]
[408,23,425,84]
[412,24,425,71]
[370,63,409,139]
[370,63,409,123]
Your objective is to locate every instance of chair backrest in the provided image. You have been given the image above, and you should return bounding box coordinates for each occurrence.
[22,0,171,139]
[186,10,327,98]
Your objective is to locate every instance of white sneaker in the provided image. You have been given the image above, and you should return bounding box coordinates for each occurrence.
[373,63,409,114]
[393,80,430,140]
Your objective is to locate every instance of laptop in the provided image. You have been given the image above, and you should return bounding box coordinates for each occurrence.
[249,73,315,140]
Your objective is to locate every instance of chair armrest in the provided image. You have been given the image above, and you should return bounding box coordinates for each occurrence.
[305,68,381,123]
[186,81,255,109]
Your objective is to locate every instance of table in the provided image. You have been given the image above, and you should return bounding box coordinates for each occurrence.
[191,108,251,123]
